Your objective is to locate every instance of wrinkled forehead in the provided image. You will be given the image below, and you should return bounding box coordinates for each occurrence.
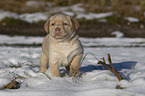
[50,15,70,23]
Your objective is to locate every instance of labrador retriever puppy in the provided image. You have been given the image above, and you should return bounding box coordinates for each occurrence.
[40,14,84,77]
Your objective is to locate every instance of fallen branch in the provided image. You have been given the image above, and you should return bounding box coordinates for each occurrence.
[0,77,20,90]
[98,54,123,81]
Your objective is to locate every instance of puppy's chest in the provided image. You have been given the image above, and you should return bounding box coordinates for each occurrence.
[49,41,79,65]
[50,42,74,55]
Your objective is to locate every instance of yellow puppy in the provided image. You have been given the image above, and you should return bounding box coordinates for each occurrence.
[40,14,84,77]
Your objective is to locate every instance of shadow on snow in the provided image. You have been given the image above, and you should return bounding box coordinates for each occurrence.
[80,61,137,80]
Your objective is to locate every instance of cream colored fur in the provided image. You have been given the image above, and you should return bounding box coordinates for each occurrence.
[40,14,83,77]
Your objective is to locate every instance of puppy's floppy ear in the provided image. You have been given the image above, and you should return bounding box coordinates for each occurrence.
[69,17,80,31]
[44,19,50,33]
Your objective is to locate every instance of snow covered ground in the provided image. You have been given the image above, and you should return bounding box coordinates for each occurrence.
[0,35,145,96]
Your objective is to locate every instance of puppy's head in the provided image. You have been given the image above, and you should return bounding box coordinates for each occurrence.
[44,14,79,40]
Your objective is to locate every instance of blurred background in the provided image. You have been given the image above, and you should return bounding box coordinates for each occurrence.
[0,0,145,37]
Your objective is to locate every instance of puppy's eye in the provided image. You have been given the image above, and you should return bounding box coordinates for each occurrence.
[51,23,55,26]
[63,23,68,25]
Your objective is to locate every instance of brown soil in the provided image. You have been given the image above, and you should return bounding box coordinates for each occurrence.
[0,22,145,38]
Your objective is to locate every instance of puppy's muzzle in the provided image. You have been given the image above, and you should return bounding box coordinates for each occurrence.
[55,28,60,34]
[54,27,67,39]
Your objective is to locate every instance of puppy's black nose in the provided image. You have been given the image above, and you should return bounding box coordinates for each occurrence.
[55,28,60,33]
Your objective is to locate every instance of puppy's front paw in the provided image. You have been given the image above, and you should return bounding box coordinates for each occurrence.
[40,69,47,73]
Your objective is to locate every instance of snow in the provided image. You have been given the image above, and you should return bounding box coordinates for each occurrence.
[0,35,43,44]
[111,31,124,38]
[0,9,18,21]
[0,9,49,23]
[26,1,53,7]
[0,35,145,96]
[19,13,48,23]
[76,12,113,20]
[1,34,145,47]
[1,2,140,24]
[0,2,142,24]
[70,3,85,13]
[125,17,139,22]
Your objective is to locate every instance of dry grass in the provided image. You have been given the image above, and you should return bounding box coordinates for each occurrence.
[0,0,53,13]
[0,0,144,20]
[0,0,27,13]
[82,0,145,18]
[83,0,145,21]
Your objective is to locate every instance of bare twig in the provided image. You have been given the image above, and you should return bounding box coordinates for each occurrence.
[98,54,123,81]
[107,54,115,72]
[102,57,106,70]
[1,77,21,90]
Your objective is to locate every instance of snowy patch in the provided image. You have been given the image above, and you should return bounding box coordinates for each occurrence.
[26,1,53,7]
[1,34,145,48]
[51,3,84,14]
[125,17,139,22]
[0,9,18,21]
[0,9,113,23]
[70,3,85,13]
[0,35,43,44]
[98,19,107,22]
[76,12,113,20]
[19,13,48,23]
[0,9,49,23]
[0,3,114,23]
[111,31,124,38]
[62,11,75,17]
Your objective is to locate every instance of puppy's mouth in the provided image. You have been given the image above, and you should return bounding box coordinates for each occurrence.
[55,35,67,39]
[52,28,67,39]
